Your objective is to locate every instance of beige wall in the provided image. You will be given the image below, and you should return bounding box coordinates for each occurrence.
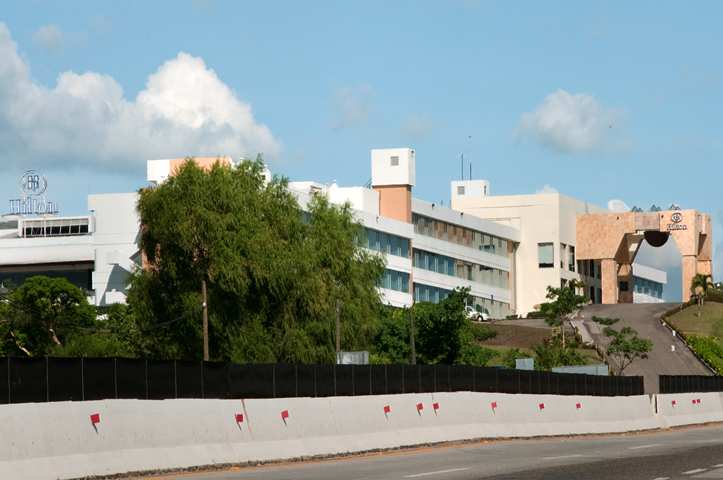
[577,210,714,303]
[452,192,606,316]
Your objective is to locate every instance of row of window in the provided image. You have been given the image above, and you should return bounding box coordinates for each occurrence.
[362,228,410,258]
[413,249,510,289]
[412,213,509,258]
[22,223,90,238]
[412,283,511,318]
[379,269,410,293]
[633,276,664,298]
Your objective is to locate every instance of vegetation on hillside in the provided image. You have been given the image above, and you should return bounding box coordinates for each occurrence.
[666,278,723,374]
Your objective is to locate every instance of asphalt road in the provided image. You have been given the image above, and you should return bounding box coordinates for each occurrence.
[134,424,723,480]
[581,303,712,392]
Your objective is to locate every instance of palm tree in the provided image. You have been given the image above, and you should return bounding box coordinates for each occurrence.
[691,274,713,318]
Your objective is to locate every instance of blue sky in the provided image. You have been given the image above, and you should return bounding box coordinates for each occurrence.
[1,1,721,299]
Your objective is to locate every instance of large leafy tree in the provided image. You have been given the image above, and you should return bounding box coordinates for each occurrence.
[132,158,384,363]
[0,276,95,356]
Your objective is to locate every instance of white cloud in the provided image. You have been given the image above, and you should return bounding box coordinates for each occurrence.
[400,114,434,141]
[0,23,279,173]
[607,199,630,212]
[518,89,621,153]
[331,84,373,129]
[32,24,64,53]
[535,184,558,194]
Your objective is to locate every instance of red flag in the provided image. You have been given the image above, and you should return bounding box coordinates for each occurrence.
[416,402,424,411]
[538,403,545,410]
[281,410,289,420]
[90,413,100,425]
[671,400,677,406]
[432,402,440,411]
[235,413,244,423]
[491,401,498,409]
[383,405,391,414]
[575,403,582,410]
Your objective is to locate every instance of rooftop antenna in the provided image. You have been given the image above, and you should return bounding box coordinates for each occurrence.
[469,163,472,181]
[460,153,464,180]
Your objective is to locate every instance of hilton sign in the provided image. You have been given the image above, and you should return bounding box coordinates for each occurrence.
[7,170,59,216]
[666,212,687,231]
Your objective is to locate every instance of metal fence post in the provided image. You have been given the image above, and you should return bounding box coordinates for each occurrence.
[45,357,50,402]
[200,361,205,399]
[81,357,85,401]
[6,357,10,404]
[313,364,318,398]
[384,364,388,395]
[272,364,277,398]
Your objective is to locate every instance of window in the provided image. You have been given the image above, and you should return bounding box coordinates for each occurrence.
[538,243,554,268]
[390,156,399,166]
[568,246,576,272]
[457,185,465,195]
[413,249,510,289]
[379,270,410,293]
[619,281,629,292]
[589,286,595,303]
[560,243,566,269]
[364,228,409,258]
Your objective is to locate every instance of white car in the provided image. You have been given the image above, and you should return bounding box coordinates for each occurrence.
[465,305,490,322]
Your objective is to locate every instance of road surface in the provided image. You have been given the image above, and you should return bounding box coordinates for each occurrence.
[580,303,712,392]
[132,424,723,480]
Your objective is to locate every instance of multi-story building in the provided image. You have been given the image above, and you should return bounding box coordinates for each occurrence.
[0,193,139,305]
[287,148,518,317]
[0,147,667,316]
[450,179,666,314]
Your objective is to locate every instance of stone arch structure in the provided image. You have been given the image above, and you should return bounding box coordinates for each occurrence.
[576,210,713,303]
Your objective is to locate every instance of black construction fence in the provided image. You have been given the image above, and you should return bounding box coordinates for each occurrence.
[0,357,644,404]
[659,375,723,394]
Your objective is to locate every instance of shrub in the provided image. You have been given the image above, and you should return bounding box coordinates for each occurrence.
[686,335,723,375]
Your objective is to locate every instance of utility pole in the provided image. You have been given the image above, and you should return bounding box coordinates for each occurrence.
[409,304,416,365]
[201,277,209,361]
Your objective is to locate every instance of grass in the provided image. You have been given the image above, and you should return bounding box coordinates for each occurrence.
[666,301,723,374]
[666,302,723,338]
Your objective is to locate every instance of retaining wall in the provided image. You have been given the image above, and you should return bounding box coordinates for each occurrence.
[0,391,719,480]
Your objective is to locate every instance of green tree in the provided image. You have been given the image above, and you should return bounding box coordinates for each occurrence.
[539,280,586,348]
[1,276,95,356]
[132,157,384,363]
[691,274,714,318]
[411,288,495,365]
[592,316,652,375]
[371,307,411,364]
[533,335,585,370]
[53,303,142,358]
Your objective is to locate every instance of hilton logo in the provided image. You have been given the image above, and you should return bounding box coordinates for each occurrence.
[667,212,687,231]
[7,170,59,216]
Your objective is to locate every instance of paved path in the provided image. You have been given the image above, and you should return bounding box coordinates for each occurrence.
[130,424,723,480]
[579,304,712,393]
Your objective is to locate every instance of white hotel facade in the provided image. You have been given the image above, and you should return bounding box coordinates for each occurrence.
[0,148,666,316]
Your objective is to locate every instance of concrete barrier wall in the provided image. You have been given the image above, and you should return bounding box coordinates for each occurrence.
[0,391,717,480]
[656,392,723,427]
